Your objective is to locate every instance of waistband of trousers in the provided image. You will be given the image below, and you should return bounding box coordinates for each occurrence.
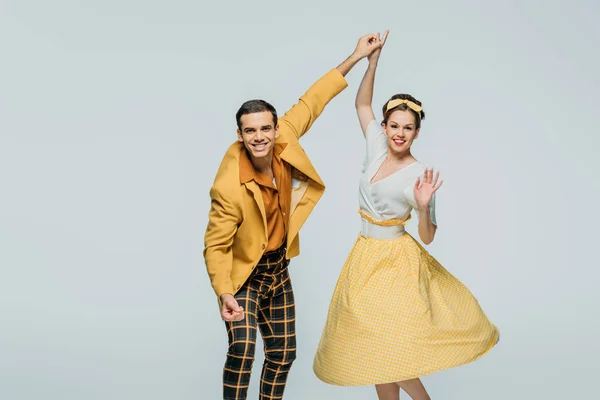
[258,241,287,264]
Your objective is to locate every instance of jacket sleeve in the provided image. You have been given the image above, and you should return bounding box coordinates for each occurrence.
[278,68,348,139]
[203,184,241,298]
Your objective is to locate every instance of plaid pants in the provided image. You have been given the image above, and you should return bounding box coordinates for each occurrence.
[223,244,296,400]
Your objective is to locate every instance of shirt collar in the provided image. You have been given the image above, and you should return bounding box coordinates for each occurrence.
[239,143,286,184]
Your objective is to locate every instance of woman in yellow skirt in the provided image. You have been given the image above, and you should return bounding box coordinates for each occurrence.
[313,31,499,400]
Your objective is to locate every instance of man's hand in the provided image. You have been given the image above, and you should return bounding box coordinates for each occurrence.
[336,30,389,76]
[353,32,387,60]
[220,293,245,322]
[367,30,389,65]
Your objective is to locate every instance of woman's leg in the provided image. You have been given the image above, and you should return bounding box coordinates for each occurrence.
[397,378,430,400]
[375,383,401,400]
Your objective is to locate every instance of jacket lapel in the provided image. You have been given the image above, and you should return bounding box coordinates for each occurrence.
[243,180,268,239]
[279,142,325,188]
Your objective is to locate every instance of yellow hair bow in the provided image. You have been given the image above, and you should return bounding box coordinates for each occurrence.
[385,98,423,114]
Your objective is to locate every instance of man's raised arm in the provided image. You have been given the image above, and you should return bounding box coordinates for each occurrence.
[279,33,384,139]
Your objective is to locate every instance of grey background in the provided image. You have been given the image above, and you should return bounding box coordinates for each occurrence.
[1,0,599,399]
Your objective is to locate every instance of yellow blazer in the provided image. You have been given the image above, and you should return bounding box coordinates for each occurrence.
[204,69,348,299]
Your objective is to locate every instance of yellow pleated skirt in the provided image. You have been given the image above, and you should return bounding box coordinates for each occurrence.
[313,232,499,386]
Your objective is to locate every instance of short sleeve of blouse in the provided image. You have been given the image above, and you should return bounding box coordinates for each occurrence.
[362,119,388,172]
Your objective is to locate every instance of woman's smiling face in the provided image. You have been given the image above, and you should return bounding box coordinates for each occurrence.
[383,110,419,155]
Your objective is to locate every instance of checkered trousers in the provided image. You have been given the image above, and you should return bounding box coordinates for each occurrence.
[223,244,296,400]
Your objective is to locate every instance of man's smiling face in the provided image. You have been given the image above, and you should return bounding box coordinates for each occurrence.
[237,111,280,161]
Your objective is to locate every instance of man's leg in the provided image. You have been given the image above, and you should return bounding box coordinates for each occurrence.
[223,286,260,400]
[257,268,296,400]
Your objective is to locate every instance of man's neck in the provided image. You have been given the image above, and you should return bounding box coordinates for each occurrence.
[250,153,274,178]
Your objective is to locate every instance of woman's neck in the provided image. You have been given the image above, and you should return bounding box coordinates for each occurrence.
[386,149,415,165]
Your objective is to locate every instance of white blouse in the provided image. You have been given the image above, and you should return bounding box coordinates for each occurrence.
[358,119,437,236]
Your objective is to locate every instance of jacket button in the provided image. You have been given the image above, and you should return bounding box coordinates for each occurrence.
[262,244,266,250]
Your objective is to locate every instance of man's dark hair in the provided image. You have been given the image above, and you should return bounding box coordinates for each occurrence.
[235,100,278,130]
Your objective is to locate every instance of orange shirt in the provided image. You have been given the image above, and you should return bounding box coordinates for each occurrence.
[239,144,291,252]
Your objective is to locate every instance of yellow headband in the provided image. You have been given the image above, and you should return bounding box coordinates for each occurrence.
[385,99,423,115]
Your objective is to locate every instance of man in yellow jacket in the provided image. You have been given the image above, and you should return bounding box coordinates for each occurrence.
[204,33,384,400]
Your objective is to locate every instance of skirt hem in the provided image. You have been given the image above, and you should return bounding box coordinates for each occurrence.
[313,327,500,387]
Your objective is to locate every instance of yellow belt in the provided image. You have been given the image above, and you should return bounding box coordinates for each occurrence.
[358,209,411,239]
[358,209,411,226]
